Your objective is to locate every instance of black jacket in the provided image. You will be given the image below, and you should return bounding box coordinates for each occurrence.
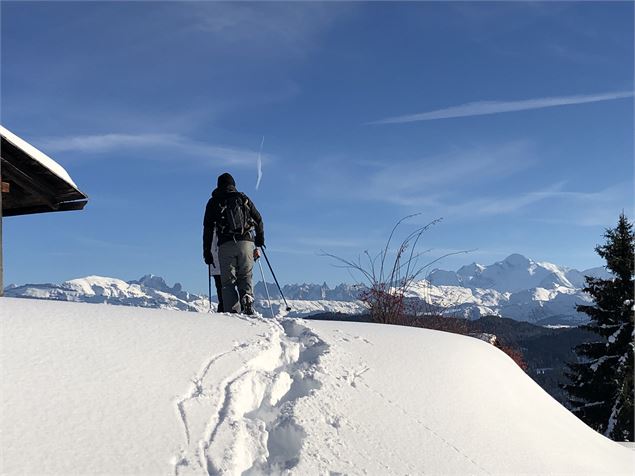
[203,185,265,257]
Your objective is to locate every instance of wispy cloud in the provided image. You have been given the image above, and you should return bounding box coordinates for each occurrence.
[525,182,634,227]
[370,142,533,198]
[185,2,352,60]
[423,181,632,225]
[442,182,568,217]
[38,133,268,167]
[309,141,535,207]
[368,91,633,125]
[470,182,568,215]
[308,140,632,227]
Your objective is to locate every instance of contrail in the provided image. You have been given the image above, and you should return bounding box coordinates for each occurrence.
[256,135,264,190]
[368,90,634,125]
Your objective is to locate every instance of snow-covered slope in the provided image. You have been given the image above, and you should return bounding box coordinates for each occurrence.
[1,298,632,475]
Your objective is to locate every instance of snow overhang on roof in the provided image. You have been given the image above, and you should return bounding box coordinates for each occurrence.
[0,125,88,217]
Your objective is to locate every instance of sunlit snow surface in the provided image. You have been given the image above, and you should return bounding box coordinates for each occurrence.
[1,298,632,475]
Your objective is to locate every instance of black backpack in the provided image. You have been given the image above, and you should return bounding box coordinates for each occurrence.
[218,193,253,236]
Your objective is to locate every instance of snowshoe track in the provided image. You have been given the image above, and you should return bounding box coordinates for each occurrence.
[172,318,328,476]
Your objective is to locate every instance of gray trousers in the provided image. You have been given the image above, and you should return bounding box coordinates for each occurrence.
[219,240,254,313]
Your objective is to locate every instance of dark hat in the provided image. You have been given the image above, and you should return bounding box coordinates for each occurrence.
[217,172,236,188]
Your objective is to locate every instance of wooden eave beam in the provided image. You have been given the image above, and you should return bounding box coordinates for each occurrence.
[0,158,58,209]
[2,200,88,217]
[1,140,87,203]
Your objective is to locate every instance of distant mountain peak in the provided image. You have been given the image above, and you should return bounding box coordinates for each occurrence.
[502,253,532,266]
[456,262,485,277]
[429,253,581,293]
[129,274,184,295]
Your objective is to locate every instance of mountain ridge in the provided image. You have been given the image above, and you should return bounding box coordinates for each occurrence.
[4,254,609,324]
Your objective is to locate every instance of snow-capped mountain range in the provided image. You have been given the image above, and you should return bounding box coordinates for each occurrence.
[427,253,606,292]
[4,275,209,312]
[416,253,610,325]
[3,275,364,318]
[3,254,610,325]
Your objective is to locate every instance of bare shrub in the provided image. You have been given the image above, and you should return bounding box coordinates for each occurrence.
[410,315,470,336]
[322,218,530,371]
[358,285,406,324]
[322,215,470,325]
[495,341,528,371]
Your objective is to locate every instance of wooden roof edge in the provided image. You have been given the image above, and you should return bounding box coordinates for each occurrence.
[0,125,87,199]
[2,199,88,217]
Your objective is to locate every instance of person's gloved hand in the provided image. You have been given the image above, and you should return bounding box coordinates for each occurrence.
[255,235,265,248]
[253,248,261,260]
[204,252,214,266]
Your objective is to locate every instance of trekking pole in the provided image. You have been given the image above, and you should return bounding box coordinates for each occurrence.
[208,264,213,313]
[261,248,292,312]
[257,256,275,318]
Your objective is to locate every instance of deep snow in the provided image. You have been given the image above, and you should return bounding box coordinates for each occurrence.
[1,298,632,475]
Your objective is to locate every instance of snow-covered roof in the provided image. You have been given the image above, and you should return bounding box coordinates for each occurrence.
[1,125,87,216]
[0,125,79,189]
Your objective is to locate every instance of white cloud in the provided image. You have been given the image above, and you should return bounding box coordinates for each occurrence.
[308,141,632,227]
[471,182,568,215]
[368,91,633,125]
[309,141,534,207]
[425,181,632,224]
[185,2,352,60]
[526,182,634,227]
[38,133,267,167]
[367,142,533,198]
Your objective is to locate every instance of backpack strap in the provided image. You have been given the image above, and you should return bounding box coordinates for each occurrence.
[240,193,255,229]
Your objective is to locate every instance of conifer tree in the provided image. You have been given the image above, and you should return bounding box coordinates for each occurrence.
[564,213,634,441]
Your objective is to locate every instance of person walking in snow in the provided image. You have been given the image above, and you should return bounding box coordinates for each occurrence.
[208,230,224,312]
[203,173,265,315]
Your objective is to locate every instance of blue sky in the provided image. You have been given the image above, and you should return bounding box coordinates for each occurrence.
[2,2,633,293]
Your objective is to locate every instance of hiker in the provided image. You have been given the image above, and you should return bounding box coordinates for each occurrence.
[203,173,265,315]
[208,230,224,312]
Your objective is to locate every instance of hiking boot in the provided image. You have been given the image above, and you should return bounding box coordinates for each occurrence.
[242,295,255,316]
